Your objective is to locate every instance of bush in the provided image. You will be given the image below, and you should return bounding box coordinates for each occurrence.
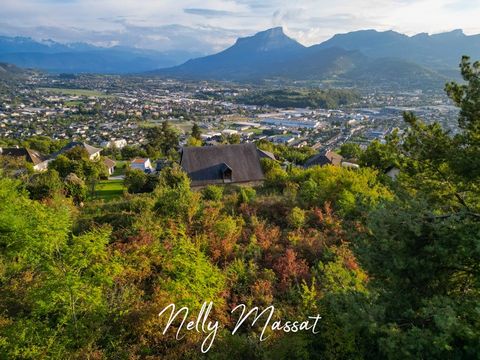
[124,169,148,194]
[287,206,306,229]
[64,173,87,204]
[26,170,63,200]
[202,185,224,201]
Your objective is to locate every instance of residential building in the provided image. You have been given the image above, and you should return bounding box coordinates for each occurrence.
[101,139,128,149]
[103,158,117,175]
[130,158,153,172]
[0,147,49,171]
[55,142,102,160]
[257,148,276,161]
[180,143,265,187]
[305,150,344,168]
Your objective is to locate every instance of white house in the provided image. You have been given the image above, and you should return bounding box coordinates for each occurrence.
[103,158,117,175]
[54,142,102,161]
[101,139,128,149]
[130,158,153,172]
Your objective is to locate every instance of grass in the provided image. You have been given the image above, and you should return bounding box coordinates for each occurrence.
[38,87,111,98]
[243,128,264,135]
[137,121,157,129]
[112,161,126,177]
[140,120,195,133]
[95,179,125,201]
[64,100,84,106]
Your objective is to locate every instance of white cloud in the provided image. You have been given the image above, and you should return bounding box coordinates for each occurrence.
[0,0,478,51]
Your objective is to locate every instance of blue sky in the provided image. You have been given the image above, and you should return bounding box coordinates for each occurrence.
[1,0,479,53]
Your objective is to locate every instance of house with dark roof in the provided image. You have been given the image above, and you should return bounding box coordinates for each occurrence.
[0,147,49,171]
[180,143,265,187]
[304,150,343,168]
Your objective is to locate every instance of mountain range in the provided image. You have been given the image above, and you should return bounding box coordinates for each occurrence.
[154,27,480,87]
[1,27,479,87]
[0,62,36,80]
[0,36,201,74]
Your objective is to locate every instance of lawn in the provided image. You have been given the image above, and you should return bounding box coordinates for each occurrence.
[243,128,264,135]
[112,161,127,177]
[38,87,111,98]
[95,179,125,201]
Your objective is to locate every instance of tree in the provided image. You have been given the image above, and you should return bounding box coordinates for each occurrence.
[393,57,480,212]
[102,143,120,160]
[226,134,241,144]
[445,56,480,133]
[159,236,226,309]
[0,154,32,178]
[124,169,148,194]
[159,164,190,188]
[121,145,147,160]
[146,121,180,157]
[154,173,200,224]
[65,146,89,161]
[22,136,67,154]
[356,198,480,359]
[359,139,398,173]
[0,177,119,359]
[0,176,70,271]
[48,154,77,178]
[350,57,480,358]
[187,136,202,147]
[273,248,309,291]
[339,143,362,160]
[191,122,202,140]
[26,169,63,200]
[297,166,392,216]
[64,173,87,204]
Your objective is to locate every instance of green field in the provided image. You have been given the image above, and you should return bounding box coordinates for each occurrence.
[95,180,125,201]
[64,100,84,106]
[112,161,126,177]
[140,120,196,134]
[243,128,264,135]
[38,87,111,97]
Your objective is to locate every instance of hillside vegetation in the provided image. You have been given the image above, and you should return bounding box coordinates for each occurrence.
[0,57,479,359]
[235,88,361,108]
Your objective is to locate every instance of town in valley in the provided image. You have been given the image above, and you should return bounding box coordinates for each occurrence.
[0,71,460,189]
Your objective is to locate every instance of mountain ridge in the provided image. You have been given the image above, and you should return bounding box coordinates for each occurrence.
[0,36,202,74]
[0,62,37,80]
[151,27,458,87]
[0,27,478,85]
[315,28,480,70]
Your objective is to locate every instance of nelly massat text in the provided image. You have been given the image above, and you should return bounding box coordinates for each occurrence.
[158,302,322,353]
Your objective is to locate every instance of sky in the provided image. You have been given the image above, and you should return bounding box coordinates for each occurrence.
[1,0,480,54]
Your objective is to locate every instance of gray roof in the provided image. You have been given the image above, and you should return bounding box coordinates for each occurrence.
[103,157,116,169]
[180,143,265,186]
[305,150,343,168]
[257,148,276,161]
[53,142,102,158]
[0,147,46,165]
